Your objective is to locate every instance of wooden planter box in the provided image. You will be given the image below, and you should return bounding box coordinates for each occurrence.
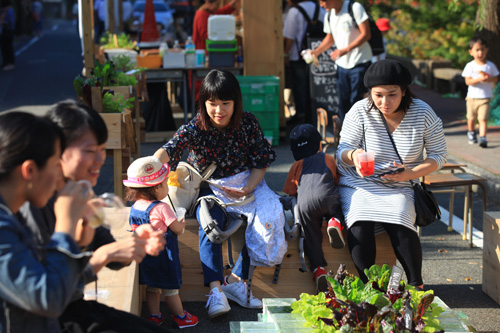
[483,211,500,304]
[100,108,133,150]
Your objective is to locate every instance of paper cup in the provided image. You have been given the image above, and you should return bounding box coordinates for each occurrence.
[175,207,186,220]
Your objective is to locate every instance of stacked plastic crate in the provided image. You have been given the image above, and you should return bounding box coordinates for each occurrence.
[236,76,280,146]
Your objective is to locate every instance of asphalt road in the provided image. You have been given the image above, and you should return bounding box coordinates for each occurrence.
[2,19,500,332]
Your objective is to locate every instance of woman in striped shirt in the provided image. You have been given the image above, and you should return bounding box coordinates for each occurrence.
[336,60,447,289]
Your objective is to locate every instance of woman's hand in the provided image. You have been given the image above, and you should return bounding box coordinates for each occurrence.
[222,186,248,198]
[74,217,95,247]
[134,224,166,256]
[350,149,366,178]
[54,180,92,238]
[89,237,148,274]
[381,161,416,182]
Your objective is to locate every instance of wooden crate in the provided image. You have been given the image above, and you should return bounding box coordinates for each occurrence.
[482,211,500,304]
[176,218,397,302]
[99,108,133,150]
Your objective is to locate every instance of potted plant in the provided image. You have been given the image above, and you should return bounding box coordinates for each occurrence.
[99,32,139,66]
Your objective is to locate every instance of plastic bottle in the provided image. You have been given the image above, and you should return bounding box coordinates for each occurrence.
[185,36,195,53]
[172,40,182,53]
[185,36,196,67]
[159,42,168,58]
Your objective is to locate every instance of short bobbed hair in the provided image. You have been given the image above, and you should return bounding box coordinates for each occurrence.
[197,69,243,131]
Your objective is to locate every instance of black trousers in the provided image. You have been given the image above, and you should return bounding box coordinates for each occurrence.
[60,298,173,333]
[348,221,423,286]
[298,193,342,271]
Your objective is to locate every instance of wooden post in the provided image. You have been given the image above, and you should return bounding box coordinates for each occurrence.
[118,0,124,32]
[81,0,95,77]
[241,0,285,130]
[108,0,116,34]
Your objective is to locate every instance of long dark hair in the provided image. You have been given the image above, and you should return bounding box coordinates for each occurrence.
[197,69,243,131]
[366,85,416,114]
[0,112,65,183]
[46,100,108,146]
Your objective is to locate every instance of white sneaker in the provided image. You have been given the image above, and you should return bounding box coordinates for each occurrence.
[220,277,263,309]
[205,287,230,319]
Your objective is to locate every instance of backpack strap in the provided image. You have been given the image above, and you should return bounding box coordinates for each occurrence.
[347,0,359,30]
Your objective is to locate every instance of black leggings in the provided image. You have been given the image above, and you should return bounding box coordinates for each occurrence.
[348,221,423,286]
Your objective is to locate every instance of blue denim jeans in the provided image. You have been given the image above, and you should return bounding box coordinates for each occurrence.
[337,61,371,115]
[196,188,250,286]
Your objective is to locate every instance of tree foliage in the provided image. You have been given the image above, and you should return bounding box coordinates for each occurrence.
[358,0,478,68]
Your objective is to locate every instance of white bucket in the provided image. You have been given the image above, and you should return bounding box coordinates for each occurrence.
[208,15,236,41]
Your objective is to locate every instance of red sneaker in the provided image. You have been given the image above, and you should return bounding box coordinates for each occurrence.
[327,217,345,249]
[172,310,199,329]
[313,267,328,294]
[147,313,163,325]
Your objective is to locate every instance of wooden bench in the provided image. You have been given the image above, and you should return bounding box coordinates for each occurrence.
[422,172,487,248]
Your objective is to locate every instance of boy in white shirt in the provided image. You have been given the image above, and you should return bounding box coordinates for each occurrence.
[462,36,499,148]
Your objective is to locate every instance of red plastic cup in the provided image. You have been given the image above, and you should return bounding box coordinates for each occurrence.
[357,151,375,177]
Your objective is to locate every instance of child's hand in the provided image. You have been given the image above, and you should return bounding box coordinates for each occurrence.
[479,71,490,81]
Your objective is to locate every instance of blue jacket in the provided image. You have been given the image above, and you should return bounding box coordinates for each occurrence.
[0,196,90,333]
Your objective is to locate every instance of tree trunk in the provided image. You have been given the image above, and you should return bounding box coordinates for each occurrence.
[476,0,500,69]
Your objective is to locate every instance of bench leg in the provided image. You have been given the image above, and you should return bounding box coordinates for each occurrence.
[468,186,473,248]
[448,190,455,231]
[463,187,469,241]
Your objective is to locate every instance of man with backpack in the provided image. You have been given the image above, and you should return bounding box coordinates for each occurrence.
[283,0,326,124]
[310,0,373,116]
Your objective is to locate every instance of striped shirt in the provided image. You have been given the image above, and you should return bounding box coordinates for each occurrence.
[336,98,447,231]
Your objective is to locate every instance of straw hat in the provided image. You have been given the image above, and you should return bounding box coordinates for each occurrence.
[123,156,169,188]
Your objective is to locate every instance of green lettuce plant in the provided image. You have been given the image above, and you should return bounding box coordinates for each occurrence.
[291,264,445,332]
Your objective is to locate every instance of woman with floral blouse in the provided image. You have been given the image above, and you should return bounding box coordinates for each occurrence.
[154,69,286,319]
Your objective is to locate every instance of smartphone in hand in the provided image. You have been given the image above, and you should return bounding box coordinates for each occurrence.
[375,167,405,178]
[222,186,245,194]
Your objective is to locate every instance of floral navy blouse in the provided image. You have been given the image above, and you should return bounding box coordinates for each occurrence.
[162,112,276,179]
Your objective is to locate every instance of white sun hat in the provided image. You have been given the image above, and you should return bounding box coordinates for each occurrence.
[123,156,170,188]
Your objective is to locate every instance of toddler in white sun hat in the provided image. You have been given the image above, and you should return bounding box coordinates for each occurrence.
[123,156,198,329]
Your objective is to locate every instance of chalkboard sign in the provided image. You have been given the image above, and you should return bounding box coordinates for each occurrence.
[308,38,341,121]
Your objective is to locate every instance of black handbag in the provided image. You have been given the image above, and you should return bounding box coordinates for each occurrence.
[379,111,441,227]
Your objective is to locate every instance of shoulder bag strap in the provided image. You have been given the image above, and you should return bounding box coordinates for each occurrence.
[379,110,416,186]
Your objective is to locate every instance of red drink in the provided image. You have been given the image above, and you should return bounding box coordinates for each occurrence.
[360,160,375,176]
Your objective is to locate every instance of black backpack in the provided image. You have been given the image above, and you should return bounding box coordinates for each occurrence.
[347,1,384,56]
[295,3,326,53]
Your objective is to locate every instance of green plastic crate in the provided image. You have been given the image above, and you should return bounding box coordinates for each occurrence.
[263,129,280,146]
[253,110,279,132]
[237,76,280,112]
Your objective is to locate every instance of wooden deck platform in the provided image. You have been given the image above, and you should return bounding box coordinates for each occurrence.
[178,218,397,301]
[86,209,397,307]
